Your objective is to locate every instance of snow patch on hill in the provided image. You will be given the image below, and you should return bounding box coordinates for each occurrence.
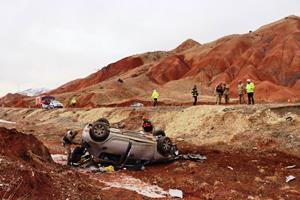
[18,88,49,96]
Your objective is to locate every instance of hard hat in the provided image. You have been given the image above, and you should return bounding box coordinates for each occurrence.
[247,79,251,82]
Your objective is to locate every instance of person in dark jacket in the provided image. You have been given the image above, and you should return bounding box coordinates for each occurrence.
[191,85,199,105]
[62,130,80,165]
[215,82,224,105]
[142,118,154,133]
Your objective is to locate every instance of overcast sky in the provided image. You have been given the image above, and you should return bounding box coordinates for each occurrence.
[0,0,299,96]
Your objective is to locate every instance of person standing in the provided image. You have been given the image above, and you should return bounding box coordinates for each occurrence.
[223,83,230,104]
[69,97,77,108]
[215,82,224,105]
[246,79,255,105]
[151,89,159,106]
[191,85,199,105]
[142,118,154,133]
[62,130,80,165]
[237,80,245,104]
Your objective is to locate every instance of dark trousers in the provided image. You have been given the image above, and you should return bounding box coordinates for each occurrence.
[153,98,158,106]
[193,96,197,105]
[239,94,245,104]
[64,143,72,165]
[224,94,229,104]
[247,92,254,105]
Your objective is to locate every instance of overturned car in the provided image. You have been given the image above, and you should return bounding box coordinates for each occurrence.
[70,118,179,168]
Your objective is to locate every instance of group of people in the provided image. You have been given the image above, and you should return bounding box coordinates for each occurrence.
[215,82,230,105]
[215,79,255,105]
[148,79,255,107]
[237,79,255,105]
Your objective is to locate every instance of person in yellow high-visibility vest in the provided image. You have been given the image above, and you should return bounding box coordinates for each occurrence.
[69,97,77,107]
[151,89,159,107]
[246,79,255,105]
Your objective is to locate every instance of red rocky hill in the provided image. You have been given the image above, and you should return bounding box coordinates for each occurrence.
[1,15,300,107]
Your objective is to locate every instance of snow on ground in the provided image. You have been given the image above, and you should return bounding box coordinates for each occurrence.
[0,119,16,124]
[100,174,168,198]
[51,154,168,198]
[51,154,67,165]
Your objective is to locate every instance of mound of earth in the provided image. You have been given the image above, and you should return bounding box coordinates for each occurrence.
[0,127,52,162]
[255,81,299,102]
[0,93,31,108]
[0,127,143,199]
[1,16,300,107]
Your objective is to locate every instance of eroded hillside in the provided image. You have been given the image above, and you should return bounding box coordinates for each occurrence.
[1,16,299,108]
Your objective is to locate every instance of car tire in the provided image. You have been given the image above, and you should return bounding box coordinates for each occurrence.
[157,137,172,156]
[153,129,166,137]
[95,118,110,126]
[89,121,110,142]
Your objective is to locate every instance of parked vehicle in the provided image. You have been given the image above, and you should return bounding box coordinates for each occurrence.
[36,96,63,109]
[74,118,178,168]
[46,100,64,109]
[36,96,55,108]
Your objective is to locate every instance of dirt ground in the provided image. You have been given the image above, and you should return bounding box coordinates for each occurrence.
[0,104,299,199]
[127,143,300,199]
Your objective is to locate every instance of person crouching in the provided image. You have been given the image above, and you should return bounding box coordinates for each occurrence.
[62,130,80,165]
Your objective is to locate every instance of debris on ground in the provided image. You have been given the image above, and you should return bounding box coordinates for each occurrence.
[223,107,235,112]
[285,165,296,169]
[286,175,296,183]
[0,119,16,124]
[286,116,293,122]
[51,154,67,165]
[181,154,207,161]
[104,165,115,172]
[130,102,144,108]
[169,189,183,198]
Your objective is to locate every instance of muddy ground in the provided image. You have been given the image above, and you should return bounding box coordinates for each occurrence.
[0,104,299,199]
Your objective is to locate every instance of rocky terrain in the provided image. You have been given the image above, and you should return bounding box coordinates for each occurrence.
[1,15,299,108]
[0,15,299,199]
[0,127,145,200]
[0,104,299,199]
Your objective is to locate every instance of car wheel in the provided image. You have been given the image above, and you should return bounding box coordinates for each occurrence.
[95,118,110,126]
[157,137,172,156]
[89,122,110,142]
[153,129,166,137]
